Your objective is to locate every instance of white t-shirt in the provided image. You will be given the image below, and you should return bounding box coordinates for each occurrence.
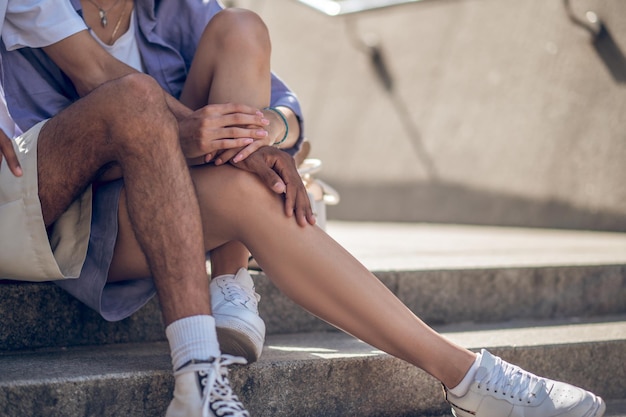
[90,10,144,73]
[0,0,87,137]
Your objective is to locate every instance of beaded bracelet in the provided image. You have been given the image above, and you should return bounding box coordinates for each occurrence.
[264,107,289,146]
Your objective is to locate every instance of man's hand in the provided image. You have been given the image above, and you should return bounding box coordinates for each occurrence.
[0,130,22,177]
[178,103,272,165]
[231,146,316,227]
[214,106,287,166]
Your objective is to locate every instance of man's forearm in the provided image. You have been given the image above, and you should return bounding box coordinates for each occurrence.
[43,31,134,96]
[43,30,193,121]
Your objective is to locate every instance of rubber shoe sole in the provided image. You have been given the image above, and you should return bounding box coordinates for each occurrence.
[215,310,265,363]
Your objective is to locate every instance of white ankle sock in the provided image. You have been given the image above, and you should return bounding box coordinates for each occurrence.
[165,315,221,371]
[448,352,482,397]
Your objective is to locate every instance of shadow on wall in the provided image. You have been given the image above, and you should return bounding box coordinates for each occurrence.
[327,179,626,232]
[563,0,626,84]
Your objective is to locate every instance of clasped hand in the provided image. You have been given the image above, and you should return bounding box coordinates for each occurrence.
[233,146,316,228]
[178,103,274,166]
[178,103,314,227]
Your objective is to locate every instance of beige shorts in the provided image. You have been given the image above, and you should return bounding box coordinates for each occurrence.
[0,120,92,281]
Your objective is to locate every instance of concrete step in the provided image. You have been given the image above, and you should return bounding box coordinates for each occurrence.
[2,261,625,351]
[1,317,624,417]
[2,222,625,351]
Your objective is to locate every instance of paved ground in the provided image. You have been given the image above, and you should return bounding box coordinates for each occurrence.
[325,220,626,416]
[435,399,626,417]
[325,220,626,271]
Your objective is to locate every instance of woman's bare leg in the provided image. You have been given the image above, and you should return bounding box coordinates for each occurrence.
[202,166,475,388]
[110,163,475,388]
[208,241,250,277]
[180,8,272,279]
[180,8,271,110]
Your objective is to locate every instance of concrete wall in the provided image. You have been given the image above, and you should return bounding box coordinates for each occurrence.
[232,0,626,231]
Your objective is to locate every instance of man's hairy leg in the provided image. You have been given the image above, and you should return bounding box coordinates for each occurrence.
[37,74,209,325]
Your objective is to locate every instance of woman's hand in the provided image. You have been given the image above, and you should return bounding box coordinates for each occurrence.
[231,146,315,227]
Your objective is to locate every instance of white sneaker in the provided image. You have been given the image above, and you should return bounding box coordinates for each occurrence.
[166,355,250,417]
[445,350,606,417]
[211,268,266,363]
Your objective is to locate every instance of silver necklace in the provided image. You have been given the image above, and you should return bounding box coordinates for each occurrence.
[86,0,122,27]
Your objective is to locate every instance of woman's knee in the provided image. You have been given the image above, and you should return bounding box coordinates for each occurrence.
[194,165,278,213]
[205,8,270,55]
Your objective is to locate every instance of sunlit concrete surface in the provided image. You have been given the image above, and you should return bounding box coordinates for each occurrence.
[326,220,626,271]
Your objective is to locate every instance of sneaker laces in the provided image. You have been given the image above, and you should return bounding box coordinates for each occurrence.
[221,280,260,307]
[478,356,546,404]
[174,355,250,417]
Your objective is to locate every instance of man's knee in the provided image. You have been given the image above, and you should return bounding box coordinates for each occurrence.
[206,8,270,54]
[92,73,166,122]
[111,74,166,113]
[90,74,178,154]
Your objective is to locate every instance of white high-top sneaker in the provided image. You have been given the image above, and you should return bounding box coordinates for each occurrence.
[445,350,606,417]
[211,268,265,363]
[166,356,250,417]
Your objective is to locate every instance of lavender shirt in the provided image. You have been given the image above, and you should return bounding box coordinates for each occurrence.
[1,0,304,154]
